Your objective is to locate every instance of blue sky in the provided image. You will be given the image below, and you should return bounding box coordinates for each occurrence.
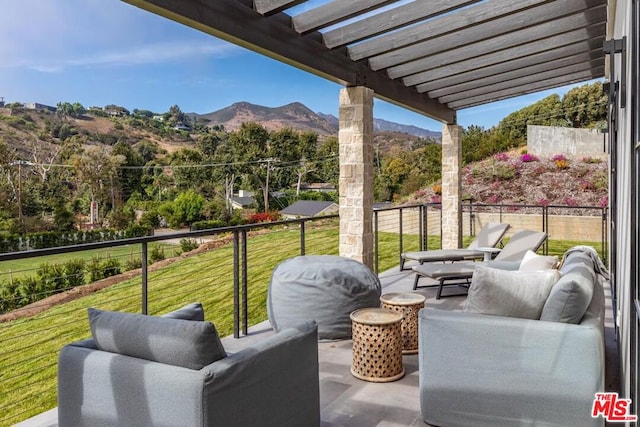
[1,0,599,132]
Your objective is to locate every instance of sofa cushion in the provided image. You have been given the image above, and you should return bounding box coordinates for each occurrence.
[464,266,560,319]
[88,307,226,370]
[540,262,596,324]
[518,250,558,271]
[162,302,205,321]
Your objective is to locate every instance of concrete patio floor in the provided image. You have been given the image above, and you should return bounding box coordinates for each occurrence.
[15,265,619,427]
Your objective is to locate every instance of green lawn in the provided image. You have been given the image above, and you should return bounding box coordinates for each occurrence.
[0,242,179,281]
[0,223,606,426]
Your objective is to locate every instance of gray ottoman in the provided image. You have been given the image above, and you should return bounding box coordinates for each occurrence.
[267,255,382,339]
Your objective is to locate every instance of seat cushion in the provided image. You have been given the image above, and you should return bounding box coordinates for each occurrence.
[88,307,226,370]
[464,266,560,319]
[267,255,381,339]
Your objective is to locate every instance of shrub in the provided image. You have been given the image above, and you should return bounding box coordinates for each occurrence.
[519,153,539,162]
[191,219,225,230]
[431,184,442,195]
[536,198,550,207]
[581,156,603,164]
[149,246,165,263]
[88,256,105,282]
[180,238,200,253]
[125,257,142,271]
[247,212,281,224]
[494,152,509,162]
[493,162,517,180]
[599,196,609,207]
[486,194,501,204]
[64,259,86,287]
[563,196,579,207]
[551,153,570,170]
[102,258,122,278]
[579,179,595,191]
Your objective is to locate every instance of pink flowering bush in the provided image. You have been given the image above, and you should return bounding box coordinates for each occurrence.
[599,196,608,207]
[562,196,579,207]
[494,152,509,162]
[486,194,501,204]
[520,153,539,162]
[431,195,441,204]
[536,198,550,207]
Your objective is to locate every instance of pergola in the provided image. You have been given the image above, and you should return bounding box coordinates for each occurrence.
[123,0,607,267]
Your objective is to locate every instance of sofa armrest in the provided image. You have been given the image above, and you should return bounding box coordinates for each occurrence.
[58,342,208,427]
[201,320,320,427]
[419,309,604,427]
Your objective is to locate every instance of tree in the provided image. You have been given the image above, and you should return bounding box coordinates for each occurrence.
[562,82,607,128]
[160,190,205,227]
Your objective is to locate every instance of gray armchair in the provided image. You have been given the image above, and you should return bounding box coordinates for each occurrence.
[58,304,320,427]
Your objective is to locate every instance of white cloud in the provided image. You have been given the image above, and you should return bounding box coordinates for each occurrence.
[22,40,239,72]
[0,0,239,72]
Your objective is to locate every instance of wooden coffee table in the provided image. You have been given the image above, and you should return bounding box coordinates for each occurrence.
[380,292,426,354]
[350,308,405,382]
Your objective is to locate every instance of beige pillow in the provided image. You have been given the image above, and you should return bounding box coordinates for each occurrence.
[518,250,558,271]
[464,266,560,319]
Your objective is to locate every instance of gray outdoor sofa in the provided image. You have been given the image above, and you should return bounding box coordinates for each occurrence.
[418,247,607,426]
[58,303,320,427]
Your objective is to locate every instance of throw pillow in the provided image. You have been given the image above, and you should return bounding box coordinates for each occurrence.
[88,308,226,370]
[162,302,205,321]
[518,250,559,271]
[464,266,560,319]
[540,264,596,323]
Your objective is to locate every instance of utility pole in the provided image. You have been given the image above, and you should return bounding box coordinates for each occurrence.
[10,160,33,233]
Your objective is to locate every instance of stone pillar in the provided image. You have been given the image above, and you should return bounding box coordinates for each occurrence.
[441,124,462,249]
[339,87,374,268]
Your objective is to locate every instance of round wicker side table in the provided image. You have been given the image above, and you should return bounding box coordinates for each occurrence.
[380,292,426,355]
[350,308,405,383]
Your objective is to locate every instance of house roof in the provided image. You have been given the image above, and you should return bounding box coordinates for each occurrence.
[231,196,255,207]
[124,0,606,124]
[280,200,337,216]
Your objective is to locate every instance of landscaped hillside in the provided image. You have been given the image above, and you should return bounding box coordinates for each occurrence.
[407,151,608,210]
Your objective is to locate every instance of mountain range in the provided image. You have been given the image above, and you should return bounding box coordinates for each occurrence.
[193,101,441,140]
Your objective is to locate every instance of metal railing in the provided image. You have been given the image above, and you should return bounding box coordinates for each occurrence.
[0,203,609,426]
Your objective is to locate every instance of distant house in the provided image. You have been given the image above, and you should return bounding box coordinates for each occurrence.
[174,122,190,131]
[299,183,336,193]
[231,196,255,210]
[23,102,57,113]
[280,200,338,219]
[230,190,255,210]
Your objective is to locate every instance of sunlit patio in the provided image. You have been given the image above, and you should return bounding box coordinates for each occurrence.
[15,263,619,427]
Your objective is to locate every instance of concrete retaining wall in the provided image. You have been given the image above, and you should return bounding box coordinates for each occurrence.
[376,209,605,243]
[527,125,607,159]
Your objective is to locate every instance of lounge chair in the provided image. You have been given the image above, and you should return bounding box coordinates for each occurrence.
[400,222,510,270]
[412,229,548,299]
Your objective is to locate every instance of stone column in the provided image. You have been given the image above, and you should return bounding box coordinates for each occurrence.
[339,87,374,268]
[441,124,462,249]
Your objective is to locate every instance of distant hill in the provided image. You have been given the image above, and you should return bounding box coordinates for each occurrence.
[196,101,440,139]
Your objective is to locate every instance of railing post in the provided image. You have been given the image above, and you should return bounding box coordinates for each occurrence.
[241,229,248,336]
[602,207,608,265]
[374,210,379,274]
[543,206,549,255]
[399,208,404,268]
[423,204,429,251]
[141,242,148,315]
[300,220,306,256]
[233,230,240,339]
[418,205,424,251]
[469,199,474,237]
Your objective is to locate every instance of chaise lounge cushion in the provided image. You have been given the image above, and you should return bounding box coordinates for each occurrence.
[88,307,226,370]
[464,266,560,319]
